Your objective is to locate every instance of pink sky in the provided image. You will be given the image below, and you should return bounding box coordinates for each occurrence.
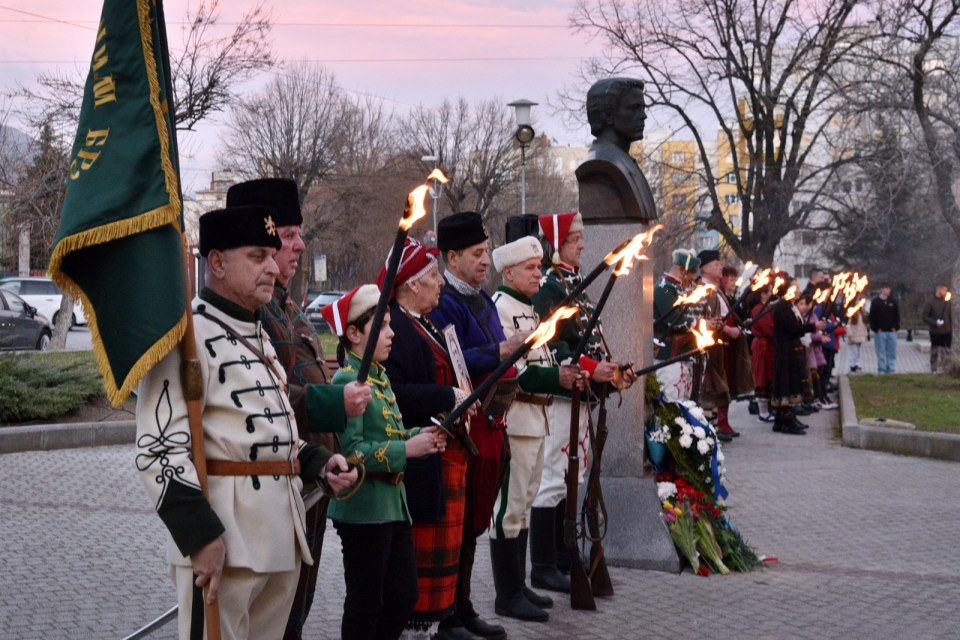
[0,0,606,193]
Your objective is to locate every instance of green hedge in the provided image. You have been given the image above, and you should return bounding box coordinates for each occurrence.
[0,352,105,423]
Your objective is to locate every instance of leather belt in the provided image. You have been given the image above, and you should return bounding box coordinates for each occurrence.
[367,471,404,485]
[515,392,553,407]
[207,459,301,476]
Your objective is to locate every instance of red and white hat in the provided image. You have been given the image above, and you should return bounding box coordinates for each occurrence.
[374,237,440,298]
[538,212,583,264]
[320,284,380,336]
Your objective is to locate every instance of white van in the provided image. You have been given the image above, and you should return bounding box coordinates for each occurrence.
[0,277,86,328]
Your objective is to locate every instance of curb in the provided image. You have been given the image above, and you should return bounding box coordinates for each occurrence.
[0,420,136,455]
[838,376,960,462]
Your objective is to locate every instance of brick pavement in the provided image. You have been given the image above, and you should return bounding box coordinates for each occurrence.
[836,337,931,376]
[2,399,959,639]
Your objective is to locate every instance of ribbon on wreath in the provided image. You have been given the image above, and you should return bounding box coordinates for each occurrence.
[676,402,729,501]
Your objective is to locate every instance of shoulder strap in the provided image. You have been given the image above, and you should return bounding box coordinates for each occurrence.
[198,310,288,391]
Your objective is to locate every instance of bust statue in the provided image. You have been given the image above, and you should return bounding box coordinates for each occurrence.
[576,78,658,223]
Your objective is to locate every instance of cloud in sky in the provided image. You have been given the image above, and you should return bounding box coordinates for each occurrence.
[0,0,609,192]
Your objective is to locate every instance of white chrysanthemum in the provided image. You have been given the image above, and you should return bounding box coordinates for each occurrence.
[693,426,706,440]
[698,464,705,472]
[697,439,711,455]
[717,449,725,463]
[657,482,677,501]
[650,424,671,444]
[679,433,693,449]
[677,418,693,436]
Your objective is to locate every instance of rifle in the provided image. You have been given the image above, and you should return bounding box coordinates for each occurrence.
[564,385,597,611]
[582,383,613,597]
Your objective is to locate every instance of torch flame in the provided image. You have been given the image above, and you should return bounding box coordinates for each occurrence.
[947,292,953,302]
[734,276,743,288]
[691,319,716,351]
[773,276,785,295]
[846,298,866,317]
[401,169,449,231]
[673,284,715,307]
[526,306,578,349]
[813,287,830,304]
[784,284,799,301]
[751,268,772,291]
[427,168,449,183]
[604,225,663,276]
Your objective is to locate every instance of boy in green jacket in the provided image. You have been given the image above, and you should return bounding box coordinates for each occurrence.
[321,284,447,640]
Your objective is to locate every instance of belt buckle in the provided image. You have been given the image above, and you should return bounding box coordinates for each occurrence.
[392,472,404,485]
[290,458,296,476]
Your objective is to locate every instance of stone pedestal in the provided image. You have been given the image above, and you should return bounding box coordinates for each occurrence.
[581,222,681,572]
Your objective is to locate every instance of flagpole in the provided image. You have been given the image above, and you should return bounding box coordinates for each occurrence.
[154,0,222,634]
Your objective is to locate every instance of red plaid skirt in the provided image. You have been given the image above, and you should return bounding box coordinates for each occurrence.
[751,337,774,396]
[409,444,468,621]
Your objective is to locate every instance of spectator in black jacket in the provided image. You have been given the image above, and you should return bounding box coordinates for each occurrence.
[869,285,900,374]
[921,285,952,372]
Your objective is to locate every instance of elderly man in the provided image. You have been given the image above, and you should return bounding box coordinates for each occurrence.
[428,211,527,640]
[135,205,357,640]
[489,236,583,623]
[653,248,701,401]
[531,212,635,592]
[225,178,372,640]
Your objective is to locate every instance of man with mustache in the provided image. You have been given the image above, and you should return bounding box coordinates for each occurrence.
[225,178,373,640]
[135,205,358,640]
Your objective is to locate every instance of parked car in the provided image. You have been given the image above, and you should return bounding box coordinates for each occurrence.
[305,291,346,333]
[0,289,52,350]
[0,277,86,329]
[302,290,323,309]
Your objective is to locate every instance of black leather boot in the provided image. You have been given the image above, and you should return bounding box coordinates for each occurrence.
[490,537,549,622]
[458,601,506,639]
[518,529,552,609]
[529,507,570,593]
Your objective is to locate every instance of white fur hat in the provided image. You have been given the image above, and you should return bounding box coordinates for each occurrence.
[320,283,381,336]
[492,236,544,272]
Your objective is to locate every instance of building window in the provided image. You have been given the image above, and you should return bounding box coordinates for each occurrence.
[670,172,691,183]
[801,230,818,246]
[855,179,863,192]
[670,152,686,164]
[729,215,741,227]
[726,172,737,184]
[725,194,740,205]
[672,194,686,205]
[841,181,852,193]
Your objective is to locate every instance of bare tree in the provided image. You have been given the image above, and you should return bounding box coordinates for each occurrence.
[566,0,872,264]
[402,97,524,226]
[10,0,274,136]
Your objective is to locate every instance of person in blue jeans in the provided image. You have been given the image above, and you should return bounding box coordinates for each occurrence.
[869,285,900,374]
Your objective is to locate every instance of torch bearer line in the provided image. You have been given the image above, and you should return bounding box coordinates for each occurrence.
[438,245,628,432]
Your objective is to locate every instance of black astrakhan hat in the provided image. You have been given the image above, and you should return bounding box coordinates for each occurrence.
[697,249,721,267]
[199,205,283,257]
[437,211,489,253]
[226,178,303,227]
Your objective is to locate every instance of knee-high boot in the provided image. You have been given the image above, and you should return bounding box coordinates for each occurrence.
[490,536,549,622]
[518,529,552,608]
[529,507,570,593]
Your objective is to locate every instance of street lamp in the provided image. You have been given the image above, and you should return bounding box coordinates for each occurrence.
[508,99,538,215]
[421,154,442,232]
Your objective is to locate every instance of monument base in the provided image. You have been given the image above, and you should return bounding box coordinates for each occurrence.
[598,475,681,572]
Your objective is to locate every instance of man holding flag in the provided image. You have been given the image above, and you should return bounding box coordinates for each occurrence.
[46,1,356,637]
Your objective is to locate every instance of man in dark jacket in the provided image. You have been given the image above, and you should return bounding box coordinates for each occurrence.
[869,285,900,374]
[921,285,952,372]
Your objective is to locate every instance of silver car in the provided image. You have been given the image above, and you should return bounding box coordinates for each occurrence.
[0,289,52,351]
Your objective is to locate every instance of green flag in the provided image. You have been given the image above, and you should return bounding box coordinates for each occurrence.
[49,0,187,407]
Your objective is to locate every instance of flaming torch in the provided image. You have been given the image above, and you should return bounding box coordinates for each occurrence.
[846,298,866,318]
[674,284,715,307]
[940,291,952,322]
[634,319,717,377]
[438,307,577,432]
[356,171,445,383]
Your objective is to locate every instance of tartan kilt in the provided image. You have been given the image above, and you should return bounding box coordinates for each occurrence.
[751,337,774,397]
[409,443,468,621]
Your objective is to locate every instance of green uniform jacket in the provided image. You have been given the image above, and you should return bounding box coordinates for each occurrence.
[531,264,606,378]
[653,274,695,360]
[327,352,421,523]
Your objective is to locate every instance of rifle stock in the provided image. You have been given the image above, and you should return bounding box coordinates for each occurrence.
[584,391,613,597]
[565,387,596,611]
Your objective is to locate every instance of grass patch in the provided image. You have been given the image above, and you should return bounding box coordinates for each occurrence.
[848,373,960,434]
[318,332,338,357]
[0,351,105,424]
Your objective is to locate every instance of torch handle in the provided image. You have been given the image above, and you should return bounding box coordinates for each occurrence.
[571,270,619,364]
[632,348,703,377]
[440,254,615,431]
[357,229,408,383]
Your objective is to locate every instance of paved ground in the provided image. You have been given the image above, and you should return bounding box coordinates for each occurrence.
[65,326,93,351]
[2,400,959,640]
[836,336,931,376]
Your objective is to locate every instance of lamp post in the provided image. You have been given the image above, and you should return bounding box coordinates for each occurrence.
[508,99,537,215]
[422,154,442,232]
